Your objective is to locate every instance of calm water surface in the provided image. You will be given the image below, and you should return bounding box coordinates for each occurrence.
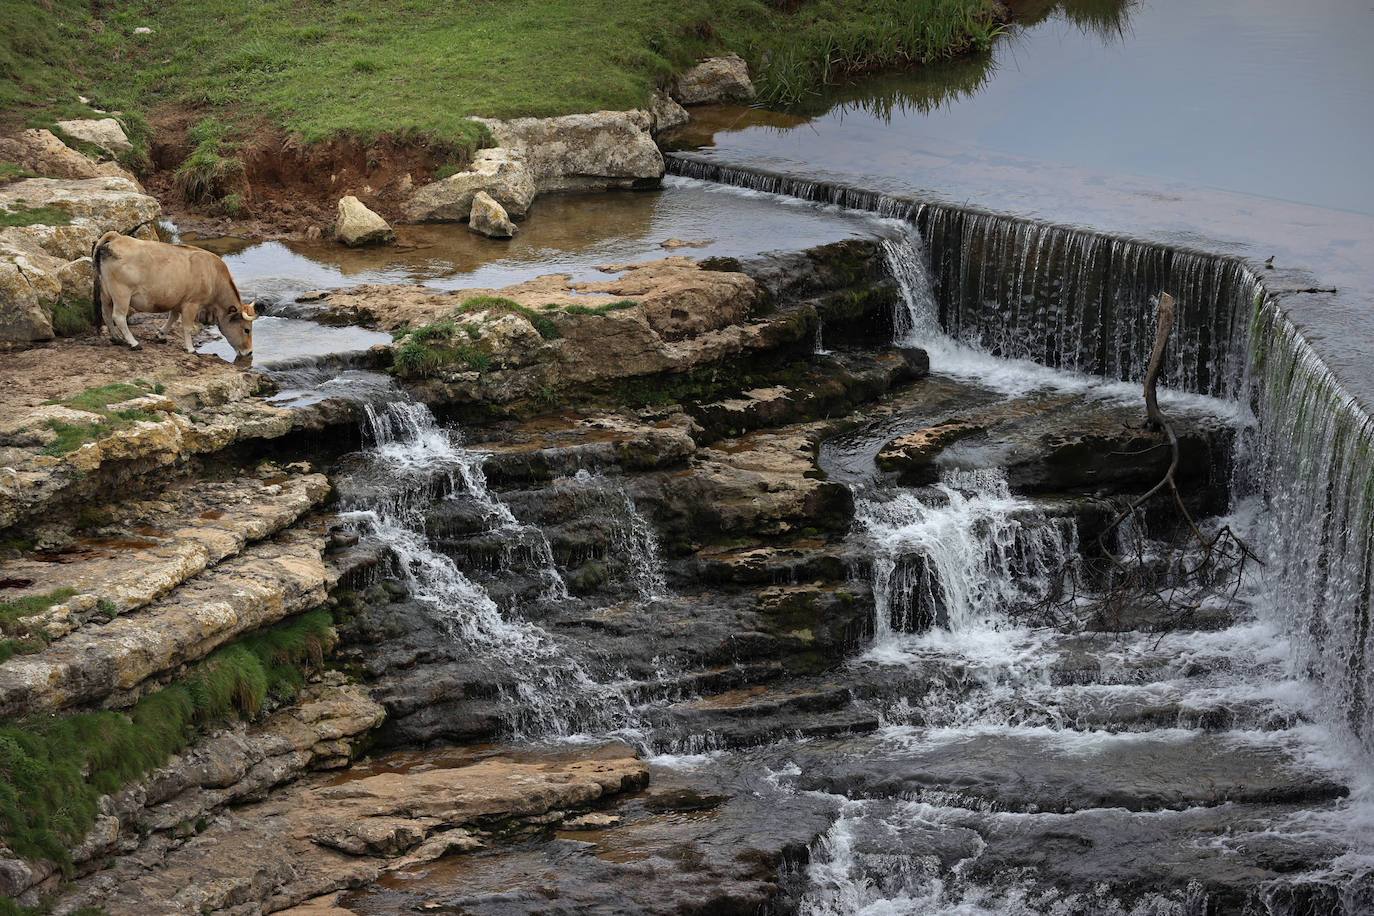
[677,0,1374,217]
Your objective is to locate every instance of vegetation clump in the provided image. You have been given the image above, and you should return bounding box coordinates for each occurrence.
[173,119,246,210]
[561,299,638,317]
[38,383,167,457]
[391,297,566,379]
[0,588,74,664]
[0,205,72,229]
[0,609,334,870]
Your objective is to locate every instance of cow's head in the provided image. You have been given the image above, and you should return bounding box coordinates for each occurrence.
[217,300,256,358]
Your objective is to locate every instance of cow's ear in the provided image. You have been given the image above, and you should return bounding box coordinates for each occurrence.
[241,301,257,319]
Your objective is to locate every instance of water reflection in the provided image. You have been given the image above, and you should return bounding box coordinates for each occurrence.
[193,178,895,303]
[670,0,1374,218]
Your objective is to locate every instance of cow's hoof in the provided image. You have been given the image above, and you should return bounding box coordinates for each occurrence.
[154,334,166,342]
[128,342,142,351]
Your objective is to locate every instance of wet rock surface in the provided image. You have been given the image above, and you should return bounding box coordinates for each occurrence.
[0,226,1366,915]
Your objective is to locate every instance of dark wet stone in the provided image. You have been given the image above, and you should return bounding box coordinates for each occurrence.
[790,732,1348,813]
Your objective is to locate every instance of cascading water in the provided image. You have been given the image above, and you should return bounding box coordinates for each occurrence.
[855,469,1077,639]
[672,154,1374,758]
[339,399,623,737]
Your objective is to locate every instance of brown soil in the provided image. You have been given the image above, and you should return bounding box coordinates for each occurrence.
[145,109,472,238]
[0,318,248,417]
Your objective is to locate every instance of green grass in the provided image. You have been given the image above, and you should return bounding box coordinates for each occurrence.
[0,162,35,183]
[0,588,75,664]
[47,383,145,412]
[38,384,165,456]
[0,206,72,229]
[561,299,639,317]
[0,609,334,870]
[173,118,244,207]
[455,297,559,340]
[49,299,95,337]
[2,0,1005,149]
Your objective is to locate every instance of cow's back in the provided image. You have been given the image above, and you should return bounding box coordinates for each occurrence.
[99,236,241,317]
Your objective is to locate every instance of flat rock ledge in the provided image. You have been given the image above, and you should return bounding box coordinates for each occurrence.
[54,744,648,916]
[0,527,332,720]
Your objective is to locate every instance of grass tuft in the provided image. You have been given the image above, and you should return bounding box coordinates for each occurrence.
[50,299,95,337]
[562,299,638,317]
[173,119,245,207]
[37,383,166,456]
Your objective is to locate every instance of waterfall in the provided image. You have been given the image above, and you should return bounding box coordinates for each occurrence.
[342,399,623,737]
[1246,300,1374,753]
[669,152,1374,753]
[855,469,1077,640]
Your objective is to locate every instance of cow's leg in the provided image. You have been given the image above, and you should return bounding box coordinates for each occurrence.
[155,311,178,342]
[99,289,117,344]
[108,291,141,349]
[179,308,197,354]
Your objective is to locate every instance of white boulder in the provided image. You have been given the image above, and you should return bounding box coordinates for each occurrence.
[673,54,757,105]
[477,110,664,194]
[468,191,516,239]
[334,195,395,247]
[55,118,133,155]
[403,148,535,223]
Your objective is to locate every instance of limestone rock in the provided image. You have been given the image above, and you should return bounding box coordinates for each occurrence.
[333,195,394,247]
[0,176,157,227]
[478,110,664,193]
[56,118,134,155]
[403,148,535,223]
[0,257,56,342]
[467,190,516,239]
[55,256,93,303]
[673,54,757,105]
[0,178,158,344]
[54,745,647,915]
[648,89,690,135]
[0,129,121,182]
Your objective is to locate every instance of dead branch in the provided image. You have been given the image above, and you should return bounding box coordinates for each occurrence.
[1016,291,1260,634]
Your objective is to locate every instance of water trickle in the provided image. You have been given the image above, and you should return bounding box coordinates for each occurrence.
[342,399,618,737]
[567,469,669,602]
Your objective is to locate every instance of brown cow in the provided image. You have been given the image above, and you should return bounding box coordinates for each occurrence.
[91,231,255,357]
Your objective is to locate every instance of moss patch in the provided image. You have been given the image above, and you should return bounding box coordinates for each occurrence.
[0,609,335,870]
[560,299,638,317]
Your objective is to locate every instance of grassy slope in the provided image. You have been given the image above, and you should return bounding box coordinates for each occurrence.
[2,0,1000,148]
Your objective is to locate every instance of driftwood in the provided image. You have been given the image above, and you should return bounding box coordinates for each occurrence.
[1023,292,1259,633]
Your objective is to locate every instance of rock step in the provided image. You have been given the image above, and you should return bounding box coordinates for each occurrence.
[0,528,331,720]
[864,680,1314,735]
[790,729,1348,814]
[58,742,649,916]
[0,471,330,643]
[647,682,878,751]
[0,385,300,534]
[820,795,1364,912]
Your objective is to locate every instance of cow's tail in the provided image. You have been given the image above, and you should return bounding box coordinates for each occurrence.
[91,230,120,330]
